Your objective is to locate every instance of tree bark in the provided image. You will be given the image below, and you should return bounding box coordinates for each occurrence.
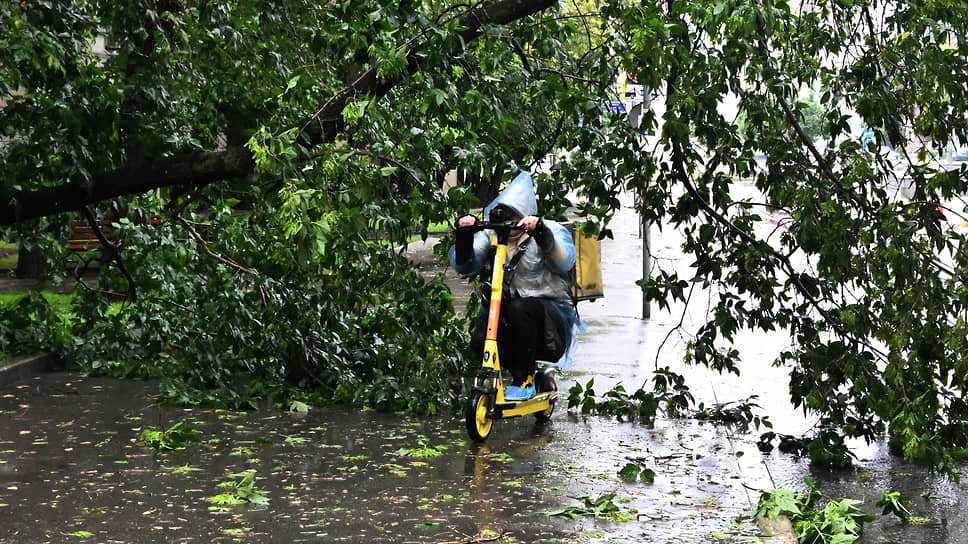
[0,0,556,226]
[15,247,49,279]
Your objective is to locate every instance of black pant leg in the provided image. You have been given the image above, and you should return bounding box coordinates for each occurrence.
[469,297,549,384]
[497,297,545,383]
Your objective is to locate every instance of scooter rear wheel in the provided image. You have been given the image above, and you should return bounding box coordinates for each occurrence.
[466,391,493,442]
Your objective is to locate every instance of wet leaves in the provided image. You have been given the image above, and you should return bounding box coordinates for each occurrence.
[0,374,779,543]
[618,462,656,483]
[60,530,94,538]
[162,464,202,474]
[382,462,409,476]
[488,452,514,463]
[396,438,445,457]
[543,494,633,522]
[209,471,269,506]
[139,421,201,452]
[288,400,310,414]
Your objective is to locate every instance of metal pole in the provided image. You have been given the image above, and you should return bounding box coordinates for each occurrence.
[641,213,651,320]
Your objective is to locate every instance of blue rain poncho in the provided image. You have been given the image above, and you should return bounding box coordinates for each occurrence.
[449,172,586,370]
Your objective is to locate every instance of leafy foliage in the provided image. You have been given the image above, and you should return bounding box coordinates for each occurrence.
[566,370,694,421]
[0,291,74,358]
[756,477,875,544]
[209,471,269,506]
[618,461,655,484]
[612,0,968,472]
[395,437,446,458]
[757,428,857,469]
[876,490,911,520]
[693,396,772,432]
[875,490,931,525]
[544,494,633,522]
[1,0,613,416]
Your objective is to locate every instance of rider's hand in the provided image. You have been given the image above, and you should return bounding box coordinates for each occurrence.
[517,215,541,232]
[454,215,478,265]
[520,215,555,251]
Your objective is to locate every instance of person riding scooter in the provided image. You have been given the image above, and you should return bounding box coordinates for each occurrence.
[449,172,582,401]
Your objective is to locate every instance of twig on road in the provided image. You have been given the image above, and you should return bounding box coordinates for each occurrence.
[437,529,506,544]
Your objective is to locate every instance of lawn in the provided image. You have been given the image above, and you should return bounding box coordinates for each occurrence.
[0,292,73,361]
[0,242,15,270]
[0,292,73,308]
[0,292,76,360]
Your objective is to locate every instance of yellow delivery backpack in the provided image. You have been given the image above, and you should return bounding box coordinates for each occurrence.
[564,221,603,303]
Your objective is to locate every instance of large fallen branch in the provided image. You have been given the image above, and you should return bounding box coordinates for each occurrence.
[1,0,555,226]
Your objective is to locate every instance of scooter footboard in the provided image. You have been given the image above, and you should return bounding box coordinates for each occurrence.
[495,392,558,418]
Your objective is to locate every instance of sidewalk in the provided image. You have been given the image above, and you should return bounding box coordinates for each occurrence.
[0,275,88,294]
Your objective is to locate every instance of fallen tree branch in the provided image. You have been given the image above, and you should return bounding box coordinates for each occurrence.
[1,0,556,226]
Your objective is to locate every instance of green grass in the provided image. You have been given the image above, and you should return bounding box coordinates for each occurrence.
[406,222,449,243]
[0,242,16,270]
[371,222,450,246]
[0,292,75,314]
[403,222,450,242]
[0,292,76,360]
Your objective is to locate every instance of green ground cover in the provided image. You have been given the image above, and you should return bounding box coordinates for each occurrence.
[0,292,75,359]
[0,242,15,270]
[0,292,73,310]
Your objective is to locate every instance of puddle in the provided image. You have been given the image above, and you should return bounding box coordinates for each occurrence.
[1,372,765,544]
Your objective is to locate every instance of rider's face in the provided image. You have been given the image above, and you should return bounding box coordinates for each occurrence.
[508,213,525,240]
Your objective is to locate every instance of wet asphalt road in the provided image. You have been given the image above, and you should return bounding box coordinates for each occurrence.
[0,372,768,544]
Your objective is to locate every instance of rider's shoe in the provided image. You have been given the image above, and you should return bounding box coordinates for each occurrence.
[505,375,536,401]
[504,384,536,401]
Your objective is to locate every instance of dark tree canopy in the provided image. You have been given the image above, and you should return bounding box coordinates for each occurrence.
[4,0,968,472]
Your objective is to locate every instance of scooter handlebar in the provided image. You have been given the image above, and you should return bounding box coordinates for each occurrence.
[456,220,520,234]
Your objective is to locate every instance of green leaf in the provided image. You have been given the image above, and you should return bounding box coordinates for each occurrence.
[618,463,641,481]
[757,489,802,519]
[289,400,310,414]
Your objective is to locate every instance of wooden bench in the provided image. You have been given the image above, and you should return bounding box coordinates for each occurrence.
[68,220,114,251]
[65,220,117,278]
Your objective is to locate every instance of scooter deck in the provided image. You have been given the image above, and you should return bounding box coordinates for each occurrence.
[493,391,557,418]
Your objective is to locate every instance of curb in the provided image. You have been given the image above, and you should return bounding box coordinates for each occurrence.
[0,353,61,388]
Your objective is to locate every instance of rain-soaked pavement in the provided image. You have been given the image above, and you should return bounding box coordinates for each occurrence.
[3,185,968,543]
[0,374,768,544]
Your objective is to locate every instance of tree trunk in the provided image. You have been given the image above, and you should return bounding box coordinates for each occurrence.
[15,247,49,279]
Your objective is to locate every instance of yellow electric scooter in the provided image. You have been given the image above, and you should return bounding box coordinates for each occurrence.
[460,214,558,442]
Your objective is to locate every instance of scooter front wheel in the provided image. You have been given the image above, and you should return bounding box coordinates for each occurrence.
[466,391,493,442]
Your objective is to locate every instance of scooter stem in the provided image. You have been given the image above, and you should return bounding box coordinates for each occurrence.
[482,243,508,371]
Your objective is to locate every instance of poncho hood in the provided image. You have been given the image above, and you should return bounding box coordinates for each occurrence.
[484,171,538,220]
